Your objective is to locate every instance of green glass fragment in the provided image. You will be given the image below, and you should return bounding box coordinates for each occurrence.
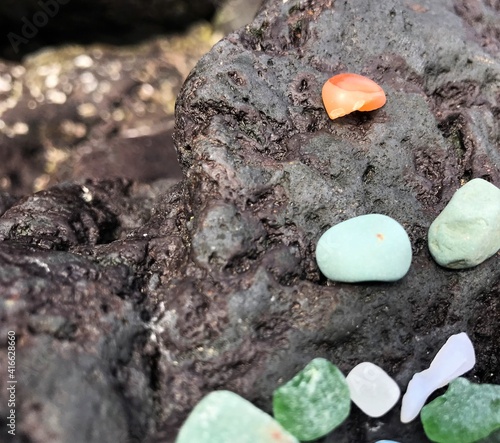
[421,377,500,443]
[175,390,298,443]
[273,358,351,441]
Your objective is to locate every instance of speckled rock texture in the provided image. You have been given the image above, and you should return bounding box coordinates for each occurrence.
[0,0,499,442]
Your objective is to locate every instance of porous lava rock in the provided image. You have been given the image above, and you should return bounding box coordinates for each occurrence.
[170,0,500,440]
[1,0,499,442]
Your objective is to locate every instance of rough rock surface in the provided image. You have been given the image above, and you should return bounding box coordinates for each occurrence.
[1,0,499,443]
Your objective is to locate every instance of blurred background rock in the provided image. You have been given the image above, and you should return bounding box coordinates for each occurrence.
[0,0,262,195]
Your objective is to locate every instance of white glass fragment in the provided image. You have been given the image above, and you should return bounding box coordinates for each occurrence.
[346,362,401,417]
[400,332,475,423]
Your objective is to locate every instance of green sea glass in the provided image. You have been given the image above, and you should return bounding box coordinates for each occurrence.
[421,377,500,443]
[175,390,298,443]
[273,358,351,441]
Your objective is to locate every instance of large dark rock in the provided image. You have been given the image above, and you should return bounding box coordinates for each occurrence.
[0,179,168,442]
[169,0,500,440]
[1,0,499,442]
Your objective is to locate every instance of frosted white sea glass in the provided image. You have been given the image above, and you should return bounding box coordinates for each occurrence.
[346,362,400,417]
[400,332,475,423]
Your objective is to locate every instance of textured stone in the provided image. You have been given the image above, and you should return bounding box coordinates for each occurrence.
[273,358,350,441]
[428,178,500,269]
[175,391,298,443]
[401,332,476,423]
[192,202,266,269]
[316,214,412,282]
[2,0,500,442]
[346,362,400,418]
[421,378,500,443]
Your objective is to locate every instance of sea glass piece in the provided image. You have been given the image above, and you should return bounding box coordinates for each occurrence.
[316,214,412,283]
[428,178,500,269]
[175,390,298,443]
[400,332,475,423]
[346,362,400,417]
[273,358,350,441]
[421,377,500,443]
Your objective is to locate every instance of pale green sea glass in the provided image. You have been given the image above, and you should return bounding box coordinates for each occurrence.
[175,390,298,443]
[316,214,412,282]
[428,178,500,269]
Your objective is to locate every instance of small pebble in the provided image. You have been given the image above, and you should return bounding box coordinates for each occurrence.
[175,390,298,443]
[400,332,475,423]
[316,214,412,282]
[346,362,400,417]
[375,441,401,443]
[322,73,386,120]
[428,178,500,269]
[273,358,350,441]
[421,377,500,443]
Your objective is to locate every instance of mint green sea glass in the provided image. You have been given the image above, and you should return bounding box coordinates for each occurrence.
[421,378,500,443]
[316,214,412,282]
[273,358,350,441]
[175,390,298,443]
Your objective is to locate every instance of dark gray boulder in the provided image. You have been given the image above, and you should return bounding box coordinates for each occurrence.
[169,0,500,440]
[0,180,162,442]
[1,0,499,442]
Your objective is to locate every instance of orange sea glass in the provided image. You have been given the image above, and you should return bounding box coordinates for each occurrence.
[322,73,386,120]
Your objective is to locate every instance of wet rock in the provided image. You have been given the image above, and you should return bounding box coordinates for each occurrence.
[192,202,266,270]
[0,182,120,248]
[0,179,178,442]
[0,240,154,443]
[1,0,500,443]
[169,0,500,441]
